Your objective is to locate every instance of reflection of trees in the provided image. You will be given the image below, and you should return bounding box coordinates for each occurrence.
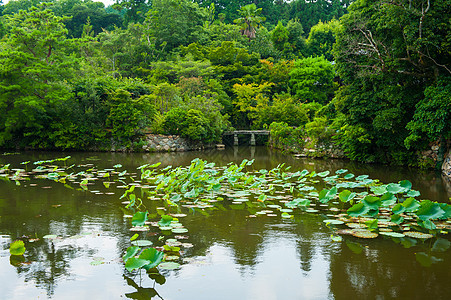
[329,239,451,299]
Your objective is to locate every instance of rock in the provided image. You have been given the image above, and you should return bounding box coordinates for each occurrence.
[432,145,439,151]
[442,150,451,178]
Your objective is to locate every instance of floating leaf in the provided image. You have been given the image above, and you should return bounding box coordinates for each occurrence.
[130,234,139,241]
[317,171,330,177]
[159,262,181,270]
[355,175,369,181]
[335,169,348,175]
[406,190,420,197]
[386,183,404,194]
[330,235,342,242]
[370,185,387,196]
[172,228,188,234]
[131,240,153,247]
[323,219,345,225]
[351,229,378,239]
[404,231,434,239]
[344,173,355,180]
[9,240,25,256]
[43,235,58,239]
[380,232,405,238]
[281,213,293,219]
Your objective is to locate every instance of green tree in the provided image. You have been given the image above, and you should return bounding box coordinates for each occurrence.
[0,3,76,147]
[233,3,265,40]
[271,21,289,52]
[307,19,340,61]
[289,56,335,104]
[146,0,207,51]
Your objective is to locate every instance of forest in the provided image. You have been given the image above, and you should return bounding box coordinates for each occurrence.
[0,0,449,168]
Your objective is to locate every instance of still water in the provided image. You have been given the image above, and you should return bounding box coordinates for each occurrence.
[0,147,450,300]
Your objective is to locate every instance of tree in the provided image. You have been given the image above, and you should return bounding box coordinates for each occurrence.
[289,56,335,104]
[146,0,207,51]
[233,4,265,40]
[0,3,76,147]
[333,0,451,164]
[307,19,340,61]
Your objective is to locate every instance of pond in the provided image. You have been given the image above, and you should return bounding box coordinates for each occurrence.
[0,147,450,299]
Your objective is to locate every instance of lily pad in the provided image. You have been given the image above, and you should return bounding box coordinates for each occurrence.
[131,240,153,247]
[323,219,345,225]
[404,231,434,239]
[351,229,378,239]
[159,262,181,270]
[43,235,58,239]
[172,228,188,234]
[9,240,26,256]
[380,232,405,238]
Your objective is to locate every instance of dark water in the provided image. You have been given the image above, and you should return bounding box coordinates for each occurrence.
[0,147,450,300]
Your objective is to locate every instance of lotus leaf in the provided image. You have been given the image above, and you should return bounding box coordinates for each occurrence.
[9,240,26,256]
[404,231,434,239]
[351,229,378,239]
[380,232,405,238]
[339,190,356,203]
[416,200,445,221]
[125,257,150,272]
[323,219,345,225]
[347,203,369,217]
[431,238,451,252]
[132,211,148,227]
[159,262,181,270]
[131,240,153,247]
[139,248,164,270]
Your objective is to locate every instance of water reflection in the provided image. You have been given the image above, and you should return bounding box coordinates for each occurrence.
[0,147,450,299]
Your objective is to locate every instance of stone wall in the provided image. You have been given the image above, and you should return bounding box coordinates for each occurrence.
[141,134,211,152]
[442,149,451,179]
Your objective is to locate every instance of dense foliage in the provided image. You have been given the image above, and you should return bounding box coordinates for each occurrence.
[0,0,449,168]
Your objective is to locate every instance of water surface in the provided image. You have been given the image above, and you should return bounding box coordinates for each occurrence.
[0,147,450,299]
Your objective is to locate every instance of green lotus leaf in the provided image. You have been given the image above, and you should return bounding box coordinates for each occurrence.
[392,203,406,215]
[281,213,293,218]
[391,214,404,225]
[323,219,345,225]
[123,246,140,263]
[439,203,451,219]
[132,211,148,227]
[159,262,181,270]
[402,197,420,212]
[347,203,369,217]
[365,219,378,231]
[339,190,356,203]
[131,240,153,247]
[344,173,355,180]
[418,219,436,230]
[172,228,188,234]
[355,175,369,181]
[380,192,397,207]
[406,190,420,197]
[362,196,381,210]
[125,257,150,272]
[130,234,139,241]
[387,183,406,194]
[43,235,58,239]
[158,215,173,227]
[9,240,26,256]
[335,169,348,174]
[370,185,387,196]
[416,200,445,221]
[299,170,309,177]
[380,232,405,238]
[139,248,164,270]
[317,171,330,177]
[330,235,342,242]
[399,180,412,191]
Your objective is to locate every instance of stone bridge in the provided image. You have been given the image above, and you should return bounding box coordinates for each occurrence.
[222,130,270,146]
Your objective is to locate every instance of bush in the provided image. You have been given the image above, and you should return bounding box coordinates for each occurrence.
[269,122,305,151]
